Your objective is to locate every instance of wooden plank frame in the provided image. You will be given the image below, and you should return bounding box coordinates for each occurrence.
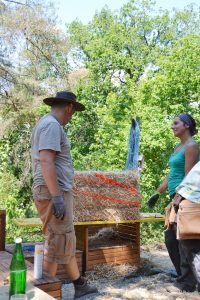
[11,213,164,274]
[75,225,88,273]
[0,210,6,251]
[75,222,141,273]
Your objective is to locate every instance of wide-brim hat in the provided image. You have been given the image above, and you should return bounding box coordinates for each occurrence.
[43,91,85,111]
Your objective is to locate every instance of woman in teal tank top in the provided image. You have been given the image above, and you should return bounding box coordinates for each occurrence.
[148,113,199,205]
[148,113,199,292]
[168,141,200,197]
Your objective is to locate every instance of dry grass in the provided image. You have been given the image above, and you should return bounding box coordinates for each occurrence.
[85,263,138,282]
[62,247,200,300]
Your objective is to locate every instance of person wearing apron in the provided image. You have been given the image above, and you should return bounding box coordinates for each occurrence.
[148,113,199,292]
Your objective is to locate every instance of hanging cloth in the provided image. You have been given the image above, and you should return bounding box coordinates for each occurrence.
[125,118,140,170]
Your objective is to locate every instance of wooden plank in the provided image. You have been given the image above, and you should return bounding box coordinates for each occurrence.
[88,246,139,255]
[88,255,138,264]
[87,257,140,270]
[13,217,43,227]
[91,245,138,252]
[0,251,62,300]
[0,210,6,251]
[89,241,137,249]
[39,287,61,298]
[88,246,139,254]
[88,249,139,258]
[74,216,164,224]
[46,290,61,298]
[88,247,138,256]
[88,256,140,264]
[0,283,57,300]
[38,282,61,292]
[75,225,88,274]
[88,253,139,261]
[0,210,6,216]
[13,214,165,228]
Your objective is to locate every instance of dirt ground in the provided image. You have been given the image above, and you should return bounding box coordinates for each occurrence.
[62,244,200,300]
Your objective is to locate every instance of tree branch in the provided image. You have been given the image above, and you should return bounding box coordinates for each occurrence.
[25,35,68,77]
[3,0,31,6]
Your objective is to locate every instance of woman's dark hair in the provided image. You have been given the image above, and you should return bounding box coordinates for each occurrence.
[178,113,198,136]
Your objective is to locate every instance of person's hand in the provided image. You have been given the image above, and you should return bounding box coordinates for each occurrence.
[52,195,66,220]
[173,193,183,213]
[148,192,160,208]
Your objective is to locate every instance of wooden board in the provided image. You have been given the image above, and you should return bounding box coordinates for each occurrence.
[0,283,56,300]
[13,213,165,228]
[0,210,6,251]
[0,251,61,300]
[87,243,140,271]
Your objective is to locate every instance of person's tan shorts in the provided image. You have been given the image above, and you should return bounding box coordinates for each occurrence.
[32,185,76,264]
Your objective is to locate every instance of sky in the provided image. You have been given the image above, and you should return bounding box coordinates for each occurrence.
[57,0,200,26]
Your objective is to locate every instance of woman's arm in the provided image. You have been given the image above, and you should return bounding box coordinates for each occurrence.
[157,175,168,194]
[148,175,168,208]
[184,143,199,175]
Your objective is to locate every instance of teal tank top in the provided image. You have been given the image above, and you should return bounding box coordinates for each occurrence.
[168,142,199,196]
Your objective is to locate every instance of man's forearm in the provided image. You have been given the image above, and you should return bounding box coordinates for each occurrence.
[41,161,61,196]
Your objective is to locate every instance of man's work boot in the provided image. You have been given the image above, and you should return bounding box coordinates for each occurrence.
[74,277,98,299]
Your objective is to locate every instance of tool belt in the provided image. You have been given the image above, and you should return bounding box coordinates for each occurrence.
[177,199,200,240]
[165,197,200,239]
[165,201,177,230]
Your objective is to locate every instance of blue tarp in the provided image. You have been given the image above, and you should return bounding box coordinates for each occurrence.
[125,119,140,170]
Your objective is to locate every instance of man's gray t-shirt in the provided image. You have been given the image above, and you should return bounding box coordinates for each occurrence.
[31,114,74,191]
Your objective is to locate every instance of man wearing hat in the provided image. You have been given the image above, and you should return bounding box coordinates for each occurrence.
[31,91,98,298]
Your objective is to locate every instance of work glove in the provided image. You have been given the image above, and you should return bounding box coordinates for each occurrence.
[52,195,66,220]
[148,192,160,208]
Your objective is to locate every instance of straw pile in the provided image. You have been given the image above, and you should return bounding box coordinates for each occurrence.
[73,170,141,222]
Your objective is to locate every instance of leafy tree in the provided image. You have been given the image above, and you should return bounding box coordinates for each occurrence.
[68,1,199,168]
[68,0,200,242]
[0,0,73,240]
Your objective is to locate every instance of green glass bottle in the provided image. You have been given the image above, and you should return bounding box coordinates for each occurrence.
[9,237,27,297]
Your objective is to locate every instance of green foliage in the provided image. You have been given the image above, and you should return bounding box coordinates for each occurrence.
[68,1,200,243]
[141,222,164,245]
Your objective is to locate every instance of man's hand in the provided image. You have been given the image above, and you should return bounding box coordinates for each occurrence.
[173,193,183,213]
[52,195,66,220]
[148,192,160,208]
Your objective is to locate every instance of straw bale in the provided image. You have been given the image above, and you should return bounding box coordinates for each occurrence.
[73,170,141,222]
